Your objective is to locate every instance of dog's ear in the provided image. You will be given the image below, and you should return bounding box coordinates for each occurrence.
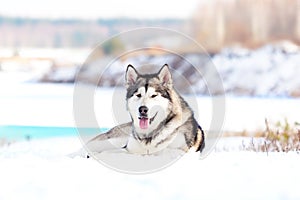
[158,64,172,86]
[126,64,139,88]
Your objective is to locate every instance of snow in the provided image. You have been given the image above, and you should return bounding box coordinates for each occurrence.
[0,137,300,200]
[211,44,300,96]
[80,43,300,97]
[0,83,74,127]
[0,83,299,133]
[0,83,299,199]
[1,43,300,199]
[14,48,90,64]
[3,44,300,97]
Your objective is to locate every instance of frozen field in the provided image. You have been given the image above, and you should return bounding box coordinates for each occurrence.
[0,137,300,200]
[0,83,299,131]
[0,83,299,200]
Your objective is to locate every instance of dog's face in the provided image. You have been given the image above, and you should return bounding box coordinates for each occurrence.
[125,64,173,134]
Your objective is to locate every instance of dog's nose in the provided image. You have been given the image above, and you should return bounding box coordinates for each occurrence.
[139,106,148,115]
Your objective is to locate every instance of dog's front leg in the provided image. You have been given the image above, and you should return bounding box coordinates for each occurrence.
[85,135,128,157]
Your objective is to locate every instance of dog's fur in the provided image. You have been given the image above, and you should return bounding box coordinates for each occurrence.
[85,64,205,156]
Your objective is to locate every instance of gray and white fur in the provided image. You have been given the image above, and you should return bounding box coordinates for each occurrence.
[84,64,205,157]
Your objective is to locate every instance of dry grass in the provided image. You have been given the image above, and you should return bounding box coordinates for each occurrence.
[243,119,300,153]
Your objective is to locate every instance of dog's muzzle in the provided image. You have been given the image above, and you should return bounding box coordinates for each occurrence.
[138,106,157,129]
[138,106,148,129]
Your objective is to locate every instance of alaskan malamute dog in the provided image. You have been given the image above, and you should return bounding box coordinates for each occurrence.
[85,64,205,156]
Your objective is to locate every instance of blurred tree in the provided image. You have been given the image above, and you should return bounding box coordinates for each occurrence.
[190,0,300,52]
[102,38,124,55]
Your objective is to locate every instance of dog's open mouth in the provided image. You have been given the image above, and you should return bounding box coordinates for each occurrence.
[138,112,158,129]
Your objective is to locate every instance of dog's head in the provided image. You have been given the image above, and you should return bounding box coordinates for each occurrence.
[125,64,173,134]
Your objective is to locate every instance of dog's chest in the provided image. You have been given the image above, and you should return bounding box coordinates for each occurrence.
[126,127,185,154]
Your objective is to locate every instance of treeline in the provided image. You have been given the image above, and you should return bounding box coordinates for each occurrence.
[0,16,182,26]
[0,16,184,48]
[190,0,300,52]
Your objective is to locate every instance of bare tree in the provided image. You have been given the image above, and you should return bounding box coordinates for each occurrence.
[190,0,300,51]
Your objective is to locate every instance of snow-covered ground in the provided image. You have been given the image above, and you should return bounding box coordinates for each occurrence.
[0,83,299,200]
[3,43,300,97]
[0,83,298,132]
[0,137,300,200]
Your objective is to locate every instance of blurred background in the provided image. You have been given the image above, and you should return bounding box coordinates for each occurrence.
[0,0,299,96]
[0,0,300,140]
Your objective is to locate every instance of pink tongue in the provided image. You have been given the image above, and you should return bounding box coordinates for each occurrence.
[139,118,148,129]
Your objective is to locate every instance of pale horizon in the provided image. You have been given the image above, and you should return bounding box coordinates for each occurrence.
[0,0,200,19]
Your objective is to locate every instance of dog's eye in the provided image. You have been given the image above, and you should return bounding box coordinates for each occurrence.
[151,94,158,98]
[136,94,142,98]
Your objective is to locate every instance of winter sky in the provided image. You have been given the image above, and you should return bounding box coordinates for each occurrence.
[0,0,200,19]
